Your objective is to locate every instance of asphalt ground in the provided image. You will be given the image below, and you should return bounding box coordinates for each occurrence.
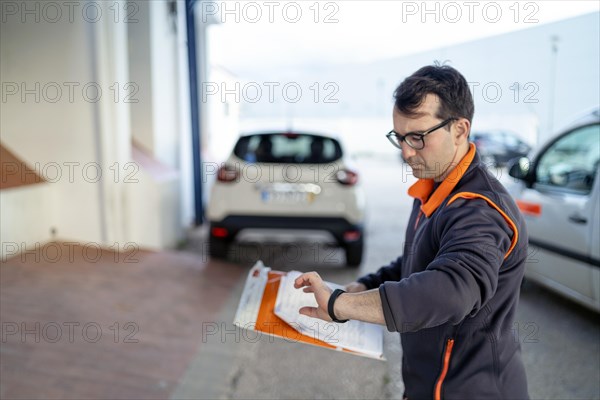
[175,156,599,399]
[1,155,598,399]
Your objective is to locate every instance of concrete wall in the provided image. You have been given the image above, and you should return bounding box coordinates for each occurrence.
[126,0,184,247]
[0,183,56,259]
[0,4,105,245]
[150,1,180,168]
[128,1,180,168]
[0,0,213,256]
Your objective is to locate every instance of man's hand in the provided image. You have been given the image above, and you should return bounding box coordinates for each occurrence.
[295,273,385,325]
[293,271,333,321]
[345,282,367,293]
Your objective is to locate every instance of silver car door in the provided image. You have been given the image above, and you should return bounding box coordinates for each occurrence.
[516,123,599,307]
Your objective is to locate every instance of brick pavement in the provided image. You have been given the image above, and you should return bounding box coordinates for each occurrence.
[0,241,245,399]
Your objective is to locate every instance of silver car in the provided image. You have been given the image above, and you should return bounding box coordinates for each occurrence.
[507,108,600,312]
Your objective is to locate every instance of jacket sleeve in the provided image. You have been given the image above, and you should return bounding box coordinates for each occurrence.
[357,256,403,290]
[379,198,514,333]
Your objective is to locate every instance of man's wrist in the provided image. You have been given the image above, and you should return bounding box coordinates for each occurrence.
[333,291,349,321]
[328,289,349,323]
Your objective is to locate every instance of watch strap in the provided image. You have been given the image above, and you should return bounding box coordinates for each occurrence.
[327,288,349,323]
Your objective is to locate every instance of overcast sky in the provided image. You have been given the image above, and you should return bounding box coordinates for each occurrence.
[208,1,599,73]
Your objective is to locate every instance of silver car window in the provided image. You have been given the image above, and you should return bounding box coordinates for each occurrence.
[536,124,600,194]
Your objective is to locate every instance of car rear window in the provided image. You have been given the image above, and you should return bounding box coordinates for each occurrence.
[233,133,343,164]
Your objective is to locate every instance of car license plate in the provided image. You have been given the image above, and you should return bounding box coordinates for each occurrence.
[259,183,320,204]
[262,190,311,204]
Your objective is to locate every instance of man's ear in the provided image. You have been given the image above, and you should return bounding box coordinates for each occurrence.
[454,118,471,145]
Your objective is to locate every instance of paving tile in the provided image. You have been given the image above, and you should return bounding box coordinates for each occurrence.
[0,242,245,399]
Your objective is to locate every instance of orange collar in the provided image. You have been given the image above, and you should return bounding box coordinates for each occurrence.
[408,143,477,217]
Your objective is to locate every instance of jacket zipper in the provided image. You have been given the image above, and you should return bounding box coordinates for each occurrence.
[434,338,455,400]
[413,210,424,230]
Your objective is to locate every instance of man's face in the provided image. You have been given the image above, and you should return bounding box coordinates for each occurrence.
[393,94,466,182]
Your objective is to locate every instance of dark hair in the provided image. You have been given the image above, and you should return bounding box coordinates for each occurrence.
[393,64,474,123]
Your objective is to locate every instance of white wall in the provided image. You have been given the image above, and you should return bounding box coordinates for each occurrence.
[128,0,180,167]
[150,1,180,168]
[1,0,197,254]
[94,4,133,246]
[127,144,180,248]
[0,7,104,244]
[128,1,154,154]
[0,184,56,259]
[126,0,184,245]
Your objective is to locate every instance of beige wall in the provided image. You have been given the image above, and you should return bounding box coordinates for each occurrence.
[0,7,104,244]
[126,0,184,246]
[0,184,56,259]
[0,0,197,256]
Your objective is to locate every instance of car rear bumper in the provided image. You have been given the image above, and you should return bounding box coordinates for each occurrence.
[209,215,363,246]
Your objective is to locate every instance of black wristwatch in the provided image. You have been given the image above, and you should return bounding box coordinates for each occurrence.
[328,289,349,323]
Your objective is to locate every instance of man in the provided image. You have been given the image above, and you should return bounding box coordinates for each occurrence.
[294,65,529,399]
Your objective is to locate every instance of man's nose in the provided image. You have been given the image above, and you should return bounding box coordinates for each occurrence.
[400,141,417,158]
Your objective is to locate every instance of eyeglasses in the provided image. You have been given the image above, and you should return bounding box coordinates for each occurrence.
[386,118,456,150]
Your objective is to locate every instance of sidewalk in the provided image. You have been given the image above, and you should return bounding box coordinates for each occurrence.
[0,241,245,399]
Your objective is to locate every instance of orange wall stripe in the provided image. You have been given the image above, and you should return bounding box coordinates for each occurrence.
[447,192,519,260]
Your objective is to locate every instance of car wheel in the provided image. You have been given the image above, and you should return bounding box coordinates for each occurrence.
[209,236,229,259]
[345,239,363,267]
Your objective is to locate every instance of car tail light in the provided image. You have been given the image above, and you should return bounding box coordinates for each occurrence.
[336,169,358,186]
[211,227,229,238]
[217,165,238,183]
[343,230,361,242]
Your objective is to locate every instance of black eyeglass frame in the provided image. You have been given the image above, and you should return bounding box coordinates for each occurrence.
[386,118,457,150]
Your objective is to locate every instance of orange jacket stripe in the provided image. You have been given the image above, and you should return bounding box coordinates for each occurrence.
[434,339,455,400]
[447,192,519,260]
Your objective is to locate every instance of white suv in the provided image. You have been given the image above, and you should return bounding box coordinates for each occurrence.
[206,131,366,266]
[507,108,600,312]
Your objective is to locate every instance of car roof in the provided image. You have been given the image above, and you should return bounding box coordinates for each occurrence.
[471,130,521,137]
[239,131,341,141]
[528,106,599,161]
[557,107,600,133]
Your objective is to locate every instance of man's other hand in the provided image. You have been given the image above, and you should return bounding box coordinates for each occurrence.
[345,282,367,293]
